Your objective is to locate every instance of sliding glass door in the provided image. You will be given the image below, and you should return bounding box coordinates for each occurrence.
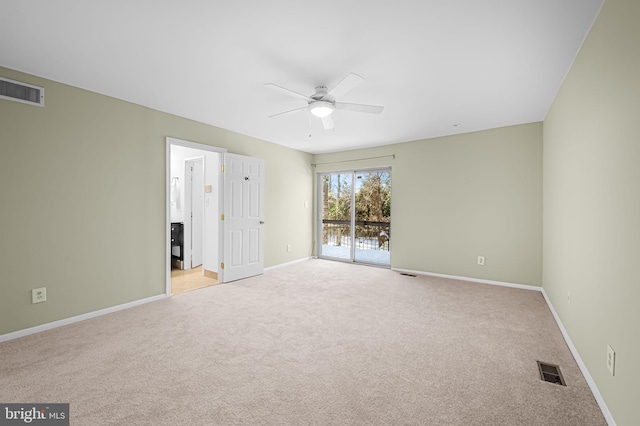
[354,171,391,264]
[318,168,391,266]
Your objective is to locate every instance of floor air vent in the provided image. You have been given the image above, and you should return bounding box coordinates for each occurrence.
[400,273,417,277]
[0,77,45,106]
[537,361,566,386]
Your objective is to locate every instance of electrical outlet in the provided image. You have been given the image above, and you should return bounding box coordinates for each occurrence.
[32,287,47,304]
[607,345,615,376]
[477,256,485,266]
[287,244,292,252]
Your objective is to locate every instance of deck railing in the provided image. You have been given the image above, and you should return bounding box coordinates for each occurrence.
[322,219,390,251]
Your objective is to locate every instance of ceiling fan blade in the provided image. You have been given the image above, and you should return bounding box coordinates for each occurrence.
[268,105,308,118]
[334,102,384,114]
[326,73,364,99]
[264,83,314,102]
[321,114,334,130]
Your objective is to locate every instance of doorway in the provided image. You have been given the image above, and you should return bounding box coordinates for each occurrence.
[166,137,266,295]
[168,141,222,295]
[318,168,391,266]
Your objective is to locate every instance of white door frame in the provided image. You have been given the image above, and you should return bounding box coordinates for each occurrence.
[166,137,226,296]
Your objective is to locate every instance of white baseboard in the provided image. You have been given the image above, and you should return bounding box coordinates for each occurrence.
[391,267,542,292]
[264,257,312,272]
[0,294,167,343]
[541,289,616,426]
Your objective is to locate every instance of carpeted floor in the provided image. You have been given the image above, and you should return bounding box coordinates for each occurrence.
[0,259,606,425]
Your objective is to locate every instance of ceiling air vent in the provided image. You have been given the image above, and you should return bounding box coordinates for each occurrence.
[0,77,45,107]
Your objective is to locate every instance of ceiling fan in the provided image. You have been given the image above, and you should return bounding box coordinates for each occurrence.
[265,73,384,130]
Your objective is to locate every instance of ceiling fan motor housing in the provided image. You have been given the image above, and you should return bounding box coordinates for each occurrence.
[312,86,329,100]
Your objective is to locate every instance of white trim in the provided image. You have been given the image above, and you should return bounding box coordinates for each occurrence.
[0,294,166,343]
[541,289,617,426]
[315,173,323,260]
[166,137,227,154]
[166,141,172,296]
[264,257,313,272]
[391,267,542,292]
[0,76,45,107]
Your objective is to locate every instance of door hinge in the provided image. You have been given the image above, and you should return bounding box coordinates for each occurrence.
[221,214,225,220]
[221,164,225,172]
[220,262,224,269]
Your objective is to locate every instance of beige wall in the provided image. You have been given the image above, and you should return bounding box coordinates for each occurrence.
[314,122,543,286]
[543,0,640,423]
[0,67,313,336]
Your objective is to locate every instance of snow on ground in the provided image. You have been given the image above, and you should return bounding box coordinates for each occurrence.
[320,244,390,265]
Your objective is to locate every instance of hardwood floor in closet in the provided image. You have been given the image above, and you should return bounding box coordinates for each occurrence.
[171,266,219,295]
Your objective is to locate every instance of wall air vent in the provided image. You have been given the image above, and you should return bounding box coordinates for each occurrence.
[0,77,45,107]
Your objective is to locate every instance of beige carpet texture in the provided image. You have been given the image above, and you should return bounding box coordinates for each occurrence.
[0,260,606,425]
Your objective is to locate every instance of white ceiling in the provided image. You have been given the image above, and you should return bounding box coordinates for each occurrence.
[0,0,603,154]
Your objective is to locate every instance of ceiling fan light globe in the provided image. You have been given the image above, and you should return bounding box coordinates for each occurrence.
[309,101,334,118]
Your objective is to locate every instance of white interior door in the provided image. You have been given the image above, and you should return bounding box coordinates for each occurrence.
[222,153,265,282]
[187,158,204,268]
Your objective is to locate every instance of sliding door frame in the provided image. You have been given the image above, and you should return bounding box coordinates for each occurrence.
[316,167,391,267]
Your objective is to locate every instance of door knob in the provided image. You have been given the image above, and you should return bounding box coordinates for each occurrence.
[259,221,265,224]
